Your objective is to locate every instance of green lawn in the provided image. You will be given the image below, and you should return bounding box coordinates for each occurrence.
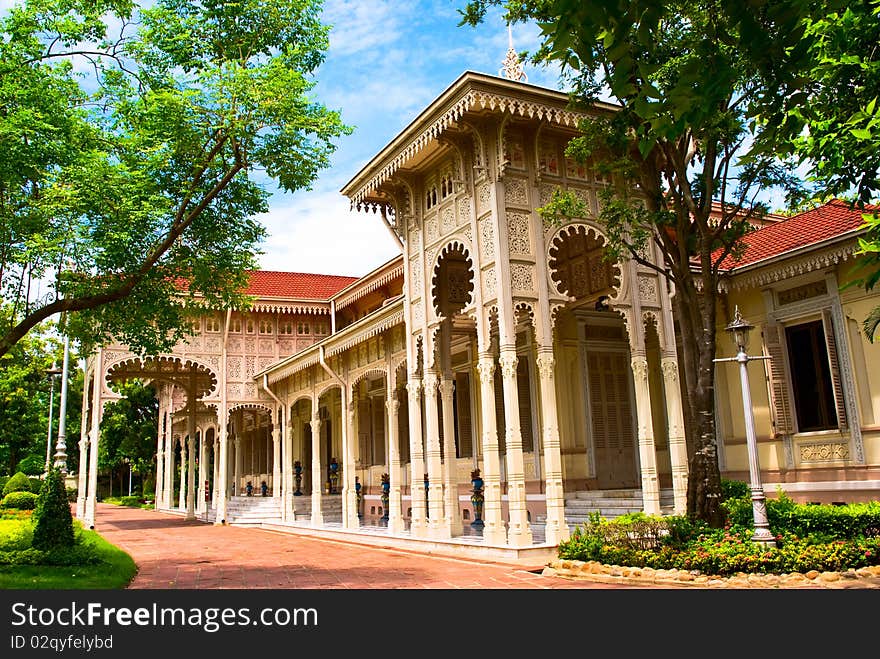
[0,520,137,590]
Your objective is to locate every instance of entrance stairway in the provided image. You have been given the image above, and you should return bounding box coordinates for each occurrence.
[536,488,675,530]
[221,495,282,526]
[290,493,343,524]
[566,488,675,524]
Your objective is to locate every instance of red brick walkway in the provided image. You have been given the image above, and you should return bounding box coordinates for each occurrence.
[90,503,645,589]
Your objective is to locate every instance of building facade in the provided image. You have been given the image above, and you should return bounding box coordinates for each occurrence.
[76,72,880,555]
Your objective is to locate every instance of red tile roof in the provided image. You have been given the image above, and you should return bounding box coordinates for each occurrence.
[718,199,876,270]
[244,271,359,299]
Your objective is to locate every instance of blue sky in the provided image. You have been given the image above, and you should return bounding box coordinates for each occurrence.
[257,0,562,277]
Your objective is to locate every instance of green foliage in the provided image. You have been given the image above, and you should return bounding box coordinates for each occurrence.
[16,455,44,476]
[32,467,74,550]
[721,479,750,501]
[99,380,157,484]
[0,519,33,551]
[0,524,137,588]
[65,487,77,503]
[0,491,38,509]
[559,511,880,576]
[0,0,351,359]
[28,477,43,493]
[2,472,31,496]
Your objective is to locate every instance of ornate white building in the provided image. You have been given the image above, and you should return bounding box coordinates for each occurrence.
[76,70,880,560]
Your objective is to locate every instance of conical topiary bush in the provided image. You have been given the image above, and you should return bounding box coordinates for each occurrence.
[32,468,75,551]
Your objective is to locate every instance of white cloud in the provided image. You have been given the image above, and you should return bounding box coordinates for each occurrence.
[322,0,416,57]
[256,189,402,277]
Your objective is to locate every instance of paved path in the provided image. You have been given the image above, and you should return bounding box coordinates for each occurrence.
[91,504,643,589]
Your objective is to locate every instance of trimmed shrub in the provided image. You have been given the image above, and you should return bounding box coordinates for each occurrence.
[0,491,38,510]
[0,520,34,551]
[2,472,32,496]
[32,468,74,551]
[721,479,750,501]
[16,455,45,476]
[66,487,78,503]
[28,477,44,493]
[119,496,141,507]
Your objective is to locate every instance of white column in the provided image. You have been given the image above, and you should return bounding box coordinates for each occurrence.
[215,407,229,524]
[75,370,91,519]
[75,436,89,520]
[342,392,358,529]
[406,378,428,538]
[272,416,281,500]
[233,434,242,497]
[186,409,196,520]
[283,411,294,521]
[197,430,207,514]
[178,435,186,510]
[422,370,447,538]
[386,396,404,534]
[155,395,165,511]
[84,350,103,529]
[631,357,661,515]
[310,412,323,526]
[498,350,532,547]
[661,358,689,515]
[536,351,569,544]
[439,376,463,536]
[476,356,506,544]
[166,431,175,509]
[212,436,220,504]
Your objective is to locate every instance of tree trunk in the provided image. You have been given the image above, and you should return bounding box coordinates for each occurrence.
[675,277,725,527]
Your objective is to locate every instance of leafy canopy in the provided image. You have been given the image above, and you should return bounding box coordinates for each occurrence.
[0,0,351,358]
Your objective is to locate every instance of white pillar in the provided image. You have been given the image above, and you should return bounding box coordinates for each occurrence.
[661,358,689,515]
[233,434,241,498]
[310,412,323,526]
[476,356,506,544]
[75,436,89,520]
[84,350,103,529]
[536,351,569,544]
[386,396,404,534]
[498,350,532,546]
[272,416,281,500]
[406,378,428,538]
[631,357,661,515]
[439,376,463,536]
[163,406,173,508]
[342,392,358,529]
[186,418,196,520]
[212,435,220,504]
[215,407,229,524]
[177,436,186,510]
[155,396,165,512]
[284,411,294,521]
[198,430,208,514]
[422,370,447,538]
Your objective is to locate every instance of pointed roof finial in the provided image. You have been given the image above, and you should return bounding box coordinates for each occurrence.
[500,23,527,82]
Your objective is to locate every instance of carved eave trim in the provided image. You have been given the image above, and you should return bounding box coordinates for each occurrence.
[332,258,405,310]
[249,300,332,315]
[258,298,405,385]
[341,71,618,206]
[726,239,861,291]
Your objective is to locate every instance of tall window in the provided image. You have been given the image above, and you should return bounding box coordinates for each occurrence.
[785,320,836,432]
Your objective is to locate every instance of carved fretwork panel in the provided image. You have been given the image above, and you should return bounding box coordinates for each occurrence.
[549,225,617,300]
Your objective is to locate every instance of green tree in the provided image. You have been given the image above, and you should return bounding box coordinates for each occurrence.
[99,380,158,496]
[32,466,74,550]
[0,0,351,359]
[745,1,880,340]
[0,307,62,474]
[461,1,808,525]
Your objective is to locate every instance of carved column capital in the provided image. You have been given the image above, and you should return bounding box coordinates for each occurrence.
[660,358,678,383]
[422,372,439,398]
[631,358,649,383]
[476,358,496,385]
[535,353,555,380]
[385,399,400,415]
[498,353,518,380]
[405,379,422,397]
[438,379,455,398]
